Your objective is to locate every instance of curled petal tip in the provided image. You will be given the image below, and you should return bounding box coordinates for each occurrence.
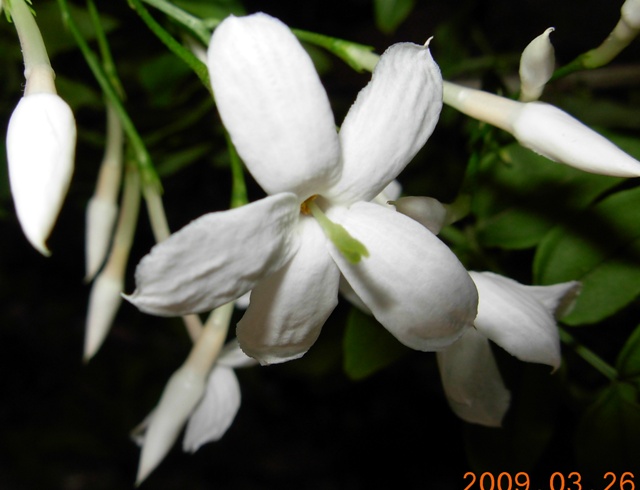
[424,36,434,48]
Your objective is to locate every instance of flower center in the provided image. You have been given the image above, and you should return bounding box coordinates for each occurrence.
[300,194,319,215]
[303,197,369,264]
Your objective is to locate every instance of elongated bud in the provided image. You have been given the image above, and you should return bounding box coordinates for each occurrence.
[443,81,640,177]
[85,104,123,281]
[6,0,76,255]
[7,94,76,255]
[519,27,555,102]
[622,0,640,30]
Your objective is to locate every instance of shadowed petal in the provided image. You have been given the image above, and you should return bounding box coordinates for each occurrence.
[469,271,578,370]
[208,13,341,199]
[326,42,442,204]
[126,193,300,316]
[328,202,477,351]
[183,366,240,453]
[437,328,511,427]
[237,217,340,364]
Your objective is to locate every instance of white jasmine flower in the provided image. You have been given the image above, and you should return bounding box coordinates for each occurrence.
[519,27,555,102]
[437,272,581,427]
[127,13,478,364]
[443,81,640,177]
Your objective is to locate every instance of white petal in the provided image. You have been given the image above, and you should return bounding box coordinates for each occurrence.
[183,366,240,453]
[208,13,341,199]
[126,193,300,316]
[84,272,122,361]
[136,367,206,484]
[7,93,76,255]
[328,202,477,351]
[512,102,640,177]
[236,217,340,364]
[469,271,568,369]
[526,281,582,319]
[326,42,442,204]
[437,328,511,427]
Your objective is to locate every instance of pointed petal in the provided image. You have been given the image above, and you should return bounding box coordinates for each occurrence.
[526,281,581,319]
[126,193,300,316]
[437,328,511,427]
[328,202,477,351]
[183,366,240,453]
[7,93,76,255]
[237,217,340,364]
[208,13,341,199]
[469,271,568,369]
[326,42,442,204]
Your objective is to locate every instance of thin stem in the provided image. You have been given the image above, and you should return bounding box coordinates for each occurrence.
[86,0,124,97]
[8,0,56,94]
[559,328,618,381]
[127,0,211,93]
[57,0,161,191]
[224,131,248,209]
[141,0,211,45]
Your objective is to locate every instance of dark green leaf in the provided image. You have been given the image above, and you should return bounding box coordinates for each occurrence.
[534,187,640,325]
[575,382,640,478]
[343,308,409,380]
[473,143,623,249]
[373,0,415,34]
[617,324,640,382]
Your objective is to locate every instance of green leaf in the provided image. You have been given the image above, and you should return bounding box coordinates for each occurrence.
[534,186,640,325]
[575,382,640,478]
[473,143,623,249]
[617,324,640,382]
[373,0,415,35]
[343,308,409,380]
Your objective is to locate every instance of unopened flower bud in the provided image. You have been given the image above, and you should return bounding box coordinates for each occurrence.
[443,81,640,177]
[621,0,640,30]
[393,196,448,234]
[7,93,76,255]
[519,27,555,102]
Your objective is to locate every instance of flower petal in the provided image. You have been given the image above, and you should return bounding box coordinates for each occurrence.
[208,13,341,199]
[182,365,240,453]
[7,93,76,255]
[327,202,477,351]
[326,42,443,204]
[126,193,299,316]
[236,217,340,365]
[437,328,511,427]
[469,271,572,369]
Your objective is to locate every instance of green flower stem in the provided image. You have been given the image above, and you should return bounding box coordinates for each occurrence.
[86,0,124,97]
[141,0,211,45]
[559,328,618,381]
[225,131,248,209]
[8,0,56,94]
[127,0,210,93]
[57,0,161,191]
[292,28,379,72]
[308,201,369,264]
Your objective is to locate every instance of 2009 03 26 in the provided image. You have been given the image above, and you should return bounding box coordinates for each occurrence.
[463,471,635,490]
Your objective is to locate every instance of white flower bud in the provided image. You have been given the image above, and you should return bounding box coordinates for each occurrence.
[443,82,640,177]
[7,93,76,255]
[393,196,448,234]
[621,0,640,29]
[519,27,555,102]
